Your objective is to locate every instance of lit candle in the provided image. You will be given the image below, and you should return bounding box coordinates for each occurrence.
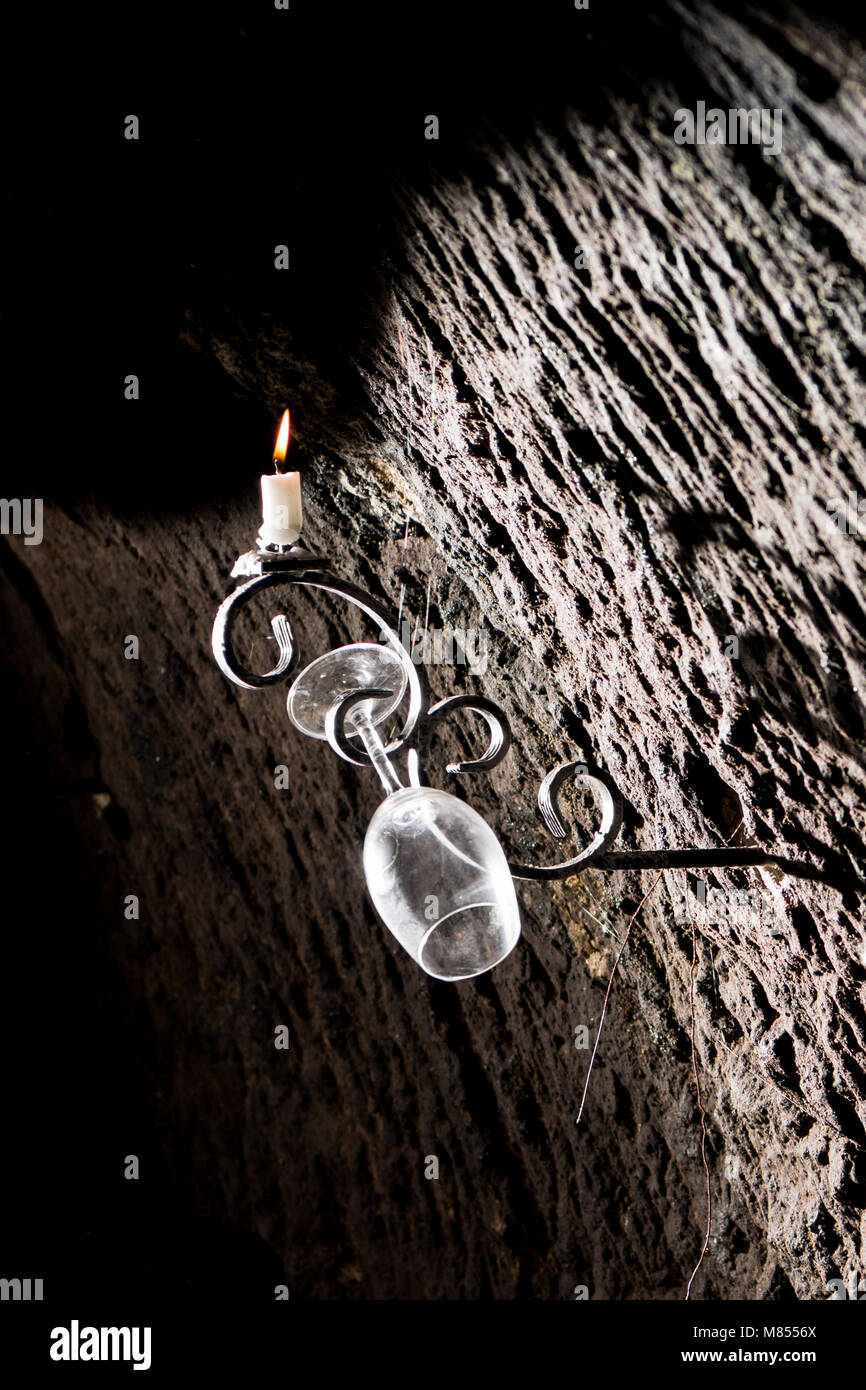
[258,409,302,547]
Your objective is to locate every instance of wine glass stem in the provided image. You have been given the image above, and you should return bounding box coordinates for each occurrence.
[349,708,404,795]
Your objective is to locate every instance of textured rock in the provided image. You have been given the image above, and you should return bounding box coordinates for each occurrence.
[2,0,865,1300]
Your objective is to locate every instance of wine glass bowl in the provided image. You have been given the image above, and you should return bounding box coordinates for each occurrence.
[363,786,522,981]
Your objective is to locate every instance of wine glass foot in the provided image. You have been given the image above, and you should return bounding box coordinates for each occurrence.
[286,642,408,741]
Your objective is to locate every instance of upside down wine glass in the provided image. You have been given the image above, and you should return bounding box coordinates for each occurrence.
[286,643,522,981]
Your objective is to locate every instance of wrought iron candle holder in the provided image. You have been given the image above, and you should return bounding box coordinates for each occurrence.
[212,536,843,982]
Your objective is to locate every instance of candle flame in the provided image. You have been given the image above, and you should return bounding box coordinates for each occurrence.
[273,409,290,466]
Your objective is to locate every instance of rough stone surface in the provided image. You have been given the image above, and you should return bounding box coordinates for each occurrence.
[2,0,865,1300]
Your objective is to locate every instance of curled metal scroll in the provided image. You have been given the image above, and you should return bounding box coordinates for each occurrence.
[211,550,429,763]
[507,761,853,890]
[507,759,624,881]
[212,572,299,688]
[408,694,512,785]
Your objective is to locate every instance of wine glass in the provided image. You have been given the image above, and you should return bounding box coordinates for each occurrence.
[286,643,521,980]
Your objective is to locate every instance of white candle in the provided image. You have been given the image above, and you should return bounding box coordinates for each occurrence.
[259,470,302,546]
[258,409,302,547]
